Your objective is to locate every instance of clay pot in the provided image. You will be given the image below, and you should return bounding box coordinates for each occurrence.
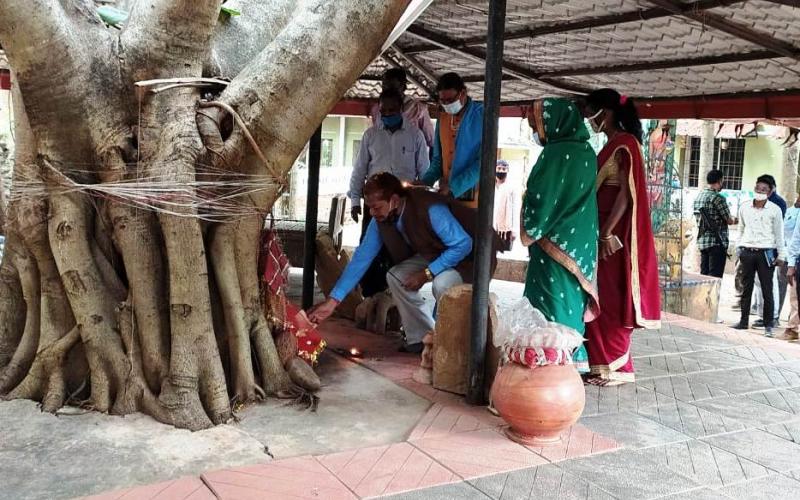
[491,362,585,445]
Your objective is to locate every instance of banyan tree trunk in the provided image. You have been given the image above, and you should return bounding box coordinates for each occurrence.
[0,0,409,430]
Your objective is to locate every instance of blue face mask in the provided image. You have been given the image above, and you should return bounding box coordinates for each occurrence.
[381,114,403,129]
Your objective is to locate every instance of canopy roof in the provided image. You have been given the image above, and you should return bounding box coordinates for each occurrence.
[348,0,800,118]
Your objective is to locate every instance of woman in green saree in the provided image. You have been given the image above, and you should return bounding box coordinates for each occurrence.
[520,98,600,373]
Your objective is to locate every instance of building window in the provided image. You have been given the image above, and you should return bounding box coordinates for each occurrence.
[321,138,334,168]
[687,137,701,188]
[714,138,745,190]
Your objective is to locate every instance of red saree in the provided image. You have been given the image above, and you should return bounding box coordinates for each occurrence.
[586,133,661,382]
[259,228,326,365]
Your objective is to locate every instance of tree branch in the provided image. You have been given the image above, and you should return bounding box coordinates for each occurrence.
[120,0,224,81]
[207,0,297,78]
[217,0,411,187]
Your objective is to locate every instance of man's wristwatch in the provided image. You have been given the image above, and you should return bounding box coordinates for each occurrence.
[424,268,434,281]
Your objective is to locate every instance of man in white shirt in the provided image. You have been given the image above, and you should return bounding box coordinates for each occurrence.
[350,88,429,222]
[492,160,519,251]
[733,176,787,336]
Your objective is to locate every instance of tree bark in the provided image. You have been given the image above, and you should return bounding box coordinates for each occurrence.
[0,0,410,429]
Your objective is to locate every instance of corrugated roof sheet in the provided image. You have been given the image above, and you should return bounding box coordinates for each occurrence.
[348,0,800,102]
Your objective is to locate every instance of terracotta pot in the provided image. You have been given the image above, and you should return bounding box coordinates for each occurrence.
[491,362,585,445]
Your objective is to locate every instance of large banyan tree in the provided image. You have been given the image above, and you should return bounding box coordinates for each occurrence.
[0,0,409,430]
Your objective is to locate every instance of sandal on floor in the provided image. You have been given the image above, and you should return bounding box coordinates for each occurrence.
[584,376,627,387]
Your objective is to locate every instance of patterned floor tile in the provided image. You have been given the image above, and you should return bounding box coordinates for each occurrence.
[379,480,491,499]
[637,375,731,403]
[558,449,699,499]
[202,456,356,500]
[691,394,796,429]
[635,351,757,379]
[579,411,692,449]
[523,424,621,462]
[656,488,735,499]
[686,365,800,395]
[83,477,215,500]
[762,421,800,444]
[702,429,800,472]
[409,428,548,479]
[582,382,676,416]
[722,346,800,364]
[469,463,619,500]
[317,442,458,498]
[744,388,800,415]
[632,440,770,488]
[408,403,503,440]
[636,399,746,438]
[775,359,800,375]
[718,473,800,499]
[630,334,709,357]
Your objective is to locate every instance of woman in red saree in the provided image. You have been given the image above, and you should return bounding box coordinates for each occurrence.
[583,89,661,386]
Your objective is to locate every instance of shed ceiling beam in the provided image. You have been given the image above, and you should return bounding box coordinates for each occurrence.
[405,25,589,94]
[537,50,777,77]
[646,0,800,60]
[401,0,746,54]
[380,52,437,99]
[387,44,440,92]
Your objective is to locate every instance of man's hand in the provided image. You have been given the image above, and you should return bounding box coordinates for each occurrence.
[776,259,786,268]
[351,205,361,223]
[307,297,339,324]
[438,186,451,197]
[402,270,429,291]
[789,266,796,287]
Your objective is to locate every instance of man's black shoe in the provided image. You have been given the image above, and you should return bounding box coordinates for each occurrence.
[399,342,424,354]
[753,319,779,329]
[731,323,749,330]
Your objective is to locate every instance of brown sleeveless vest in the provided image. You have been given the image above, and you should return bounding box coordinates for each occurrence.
[376,188,497,283]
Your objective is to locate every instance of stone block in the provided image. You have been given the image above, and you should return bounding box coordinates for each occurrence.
[432,284,499,396]
[315,232,362,319]
[663,272,721,322]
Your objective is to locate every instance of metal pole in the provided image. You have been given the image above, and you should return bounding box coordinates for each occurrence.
[303,126,322,310]
[466,0,506,405]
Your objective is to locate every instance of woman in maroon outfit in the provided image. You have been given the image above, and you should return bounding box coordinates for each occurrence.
[582,89,661,386]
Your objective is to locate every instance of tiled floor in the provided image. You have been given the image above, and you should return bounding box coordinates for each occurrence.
[85,314,800,500]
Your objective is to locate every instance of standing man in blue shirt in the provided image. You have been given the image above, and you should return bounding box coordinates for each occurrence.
[780,194,800,340]
[310,173,490,353]
[421,72,483,208]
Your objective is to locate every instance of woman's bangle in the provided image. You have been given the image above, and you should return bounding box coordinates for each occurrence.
[600,234,613,241]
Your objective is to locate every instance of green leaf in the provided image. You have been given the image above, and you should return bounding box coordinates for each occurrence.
[97,6,128,27]
[220,6,241,16]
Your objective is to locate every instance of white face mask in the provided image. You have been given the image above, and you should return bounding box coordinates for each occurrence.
[532,131,543,147]
[588,109,605,133]
[754,192,768,202]
[442,99,464,115]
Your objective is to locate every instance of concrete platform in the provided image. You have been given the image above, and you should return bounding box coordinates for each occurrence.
[0,350,429,500]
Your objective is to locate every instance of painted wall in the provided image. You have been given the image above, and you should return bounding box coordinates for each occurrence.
[344,116,369,167]
[741,136,783,192]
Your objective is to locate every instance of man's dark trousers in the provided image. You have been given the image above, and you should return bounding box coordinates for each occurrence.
[700,245,726,278]
[739,248,776,327]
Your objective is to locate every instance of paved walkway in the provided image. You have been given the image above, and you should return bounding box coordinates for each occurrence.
[84,312,800,500]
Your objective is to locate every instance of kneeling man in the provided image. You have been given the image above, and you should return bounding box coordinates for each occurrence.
[309,172,483,353]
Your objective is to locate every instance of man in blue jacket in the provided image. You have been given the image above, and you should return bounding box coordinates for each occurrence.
[421,72,483,208]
